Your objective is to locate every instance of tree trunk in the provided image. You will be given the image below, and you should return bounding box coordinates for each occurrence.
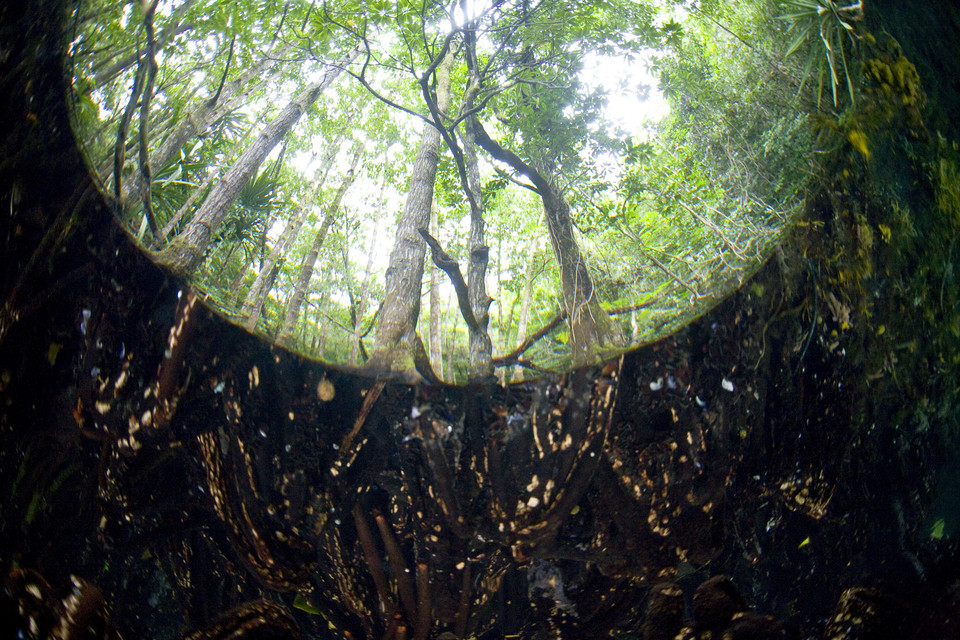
[471,121,614,367]
[348,168,388,365]
[512,233,539,381]
[445,286,456,379]
[428,199,443,380]
[236,144,335,330]
[363,50,454,379]
[277,150,362,344]
[158,164,222,241]
[155,47,358,278]
[540,182,611,366]
[228,253,253,303]
[238,187,314,331]
[462,116,493,381]
[350,224,378,365]
[119,41,295,223]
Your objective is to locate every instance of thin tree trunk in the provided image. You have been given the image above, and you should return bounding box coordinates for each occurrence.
[91,0,199,86]
[313,296,327,354]
[277,152,361,343]
[126,40,295,212]
[228,253,253,303]
[428,199,443,380]
[540,182,614,366]
[155,47,358,277]
[238,188,314,331]
[238,150,340,331]
[159,164,222,241]
[309,262,334,355]
[471,121,614,367]
[135,0,161,245]
[340,226,357,327]
[512,233,539,381]
[363,50,454,379]
[445,286,456,381]
[462,115,493,381]
[350,205,381,366]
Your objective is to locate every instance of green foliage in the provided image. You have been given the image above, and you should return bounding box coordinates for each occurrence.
[70,0,827,382]
[934,137,960,227]
[778,0,865,108]
[149,142,205,220]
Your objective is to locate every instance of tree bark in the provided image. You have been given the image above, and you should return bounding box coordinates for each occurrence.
[155,47,358,278]
[277,149,362,344]
[471,120,613,367]
[124,40,296,213]
[428,199,444,380]
[349,170,387,365]
[238,184,316,331]
[539,181,611,366]
[363,50,454,379]
[512,233,539,381]
[462,116,494,381]
[159,164,222,241]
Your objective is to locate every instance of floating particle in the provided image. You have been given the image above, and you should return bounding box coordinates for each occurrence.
[316,377,335,402]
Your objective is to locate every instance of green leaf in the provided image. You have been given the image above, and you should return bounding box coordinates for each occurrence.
[292,592,322,615]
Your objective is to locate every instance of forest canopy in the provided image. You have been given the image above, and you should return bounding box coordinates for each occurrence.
[69,0,816,384]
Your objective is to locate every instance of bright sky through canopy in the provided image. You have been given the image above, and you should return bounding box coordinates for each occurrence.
[580,50,670,137]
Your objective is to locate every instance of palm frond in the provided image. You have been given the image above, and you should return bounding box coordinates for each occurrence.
[779,0,864,108]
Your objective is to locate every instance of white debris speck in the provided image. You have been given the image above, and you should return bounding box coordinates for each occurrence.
[80,309,91,335]
[721,378,734,392]
[649,377,664,391]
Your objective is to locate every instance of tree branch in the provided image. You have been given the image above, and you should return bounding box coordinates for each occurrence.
[491,298,660,368]
[209,33,236,106]
[470,117,548,196]
[412,332,442,385]
[113,37,147,205]
[639,245,701,296]
[137,0,162,245]
[417,228,478,332]
[416,40,484,218]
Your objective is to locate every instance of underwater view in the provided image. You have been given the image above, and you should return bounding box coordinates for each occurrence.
[1,0,959,638]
